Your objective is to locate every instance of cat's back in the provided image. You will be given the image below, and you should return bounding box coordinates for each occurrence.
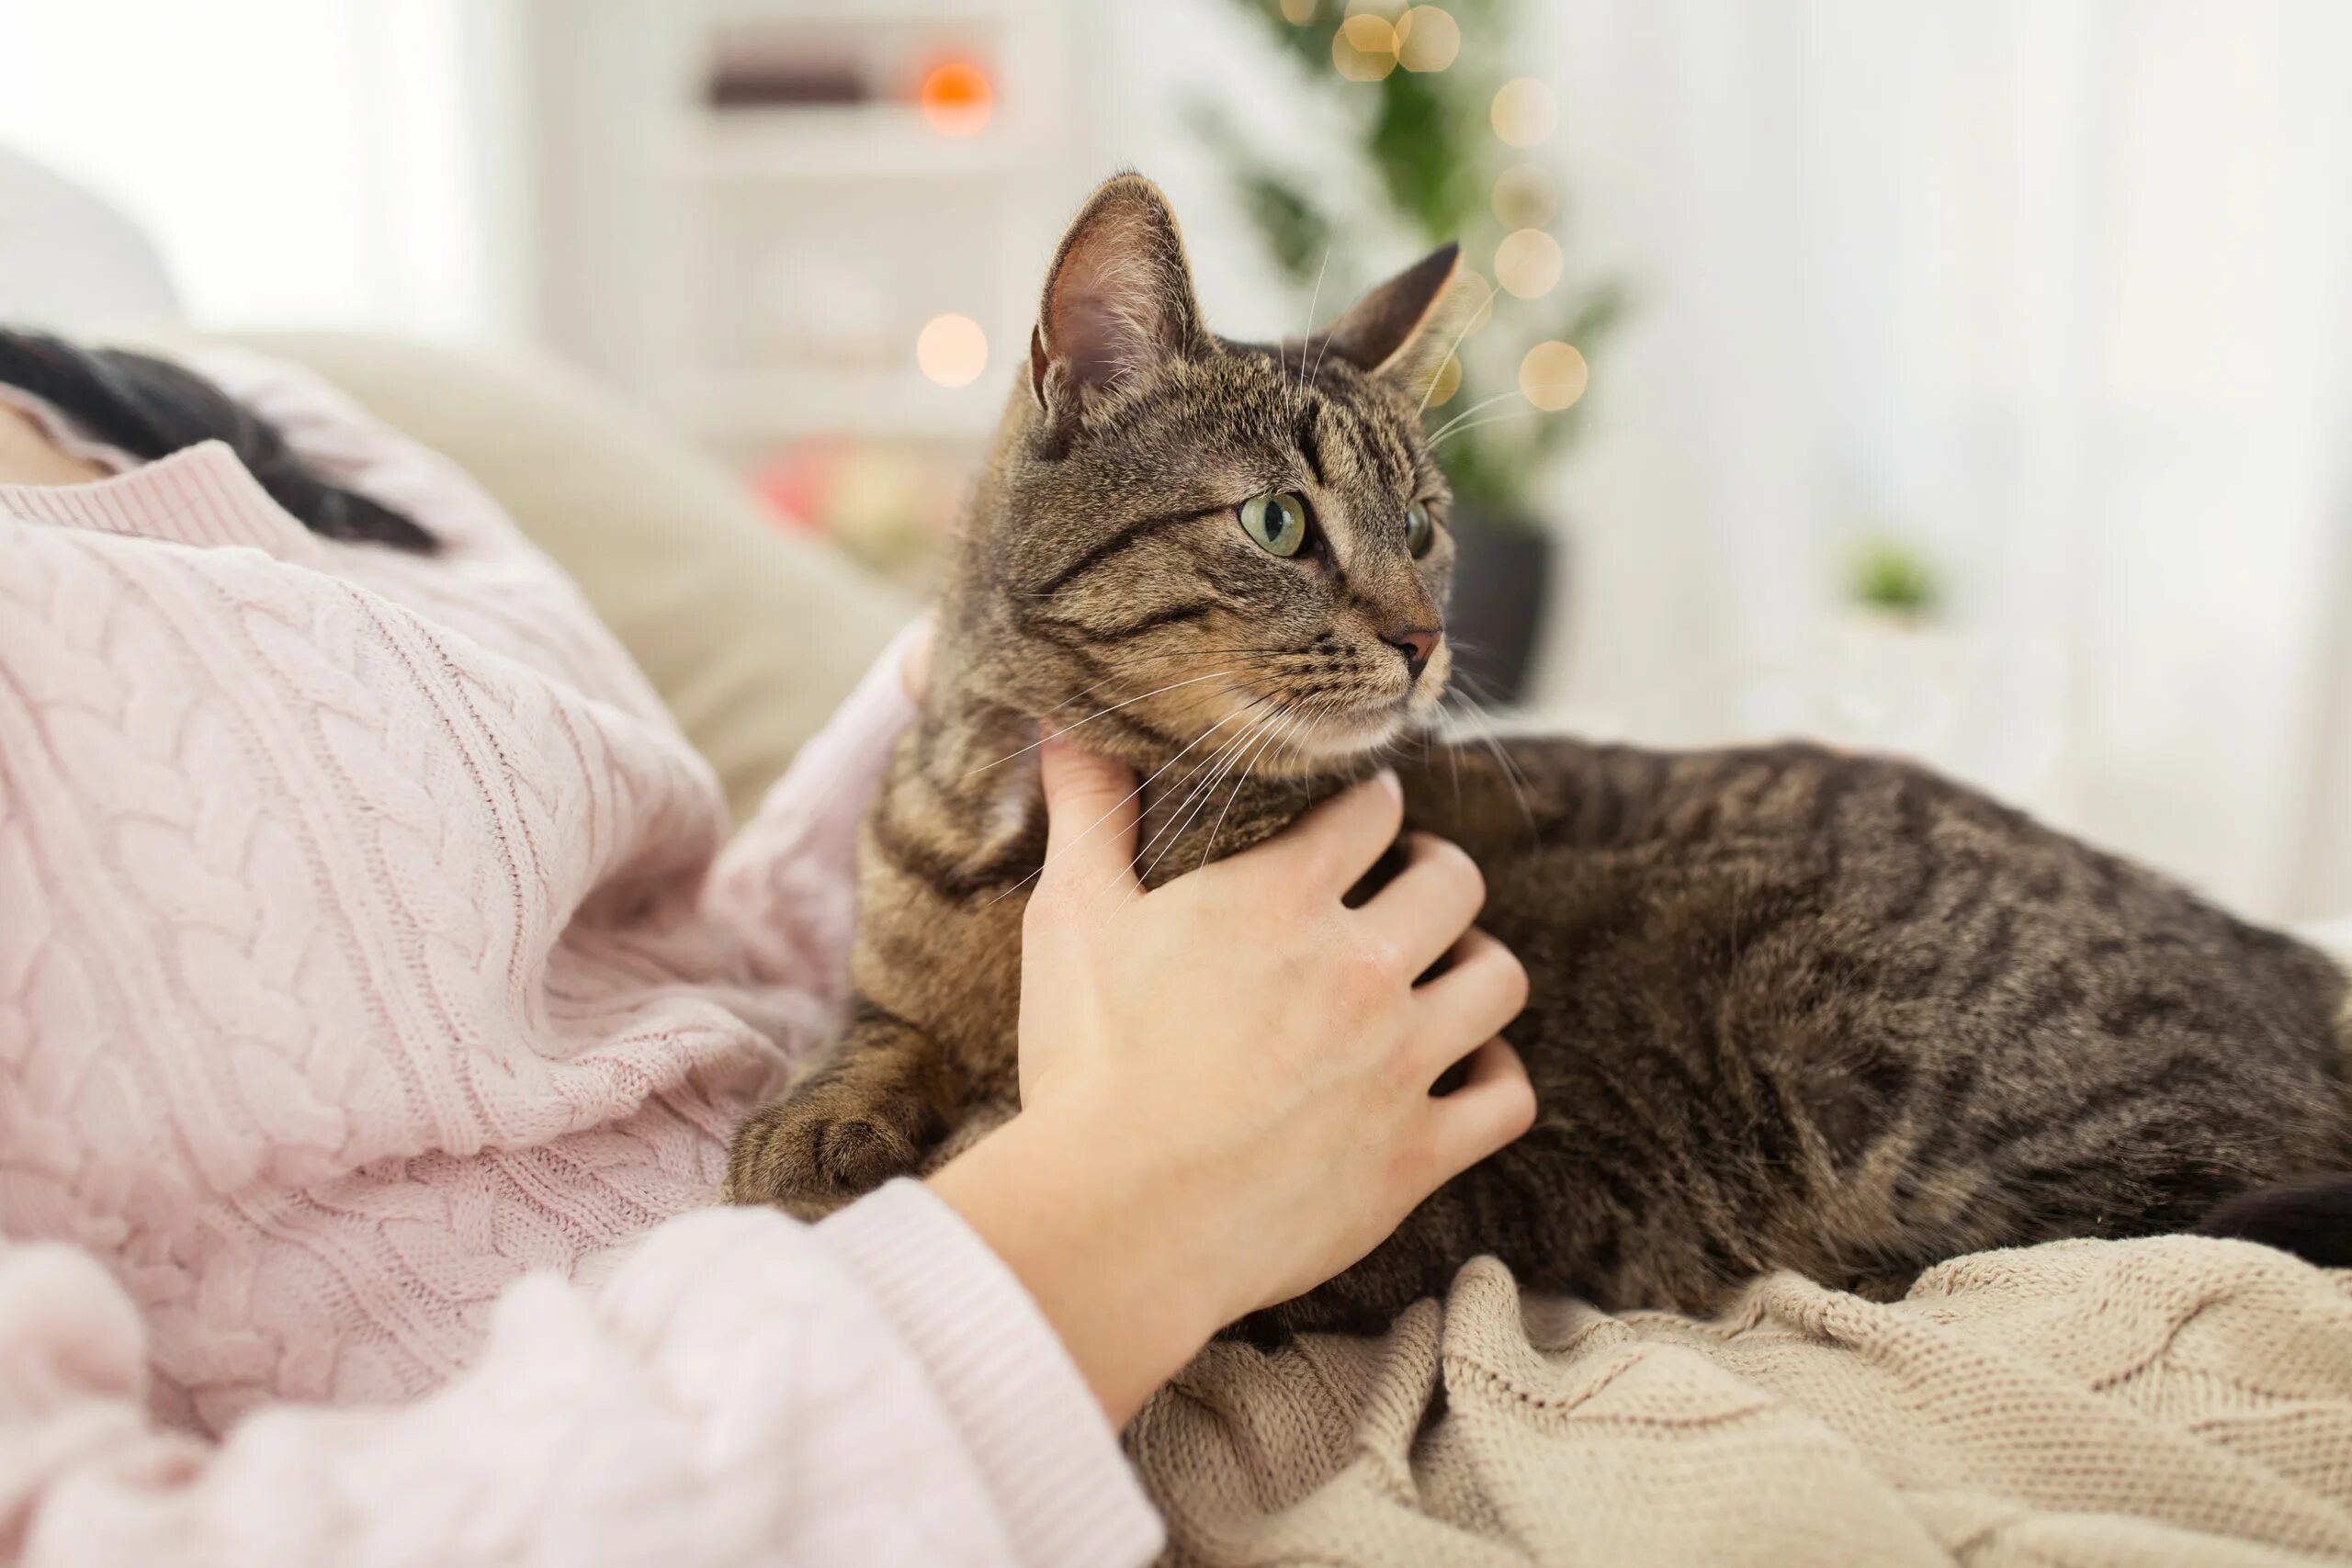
[1396,735,2351,1304]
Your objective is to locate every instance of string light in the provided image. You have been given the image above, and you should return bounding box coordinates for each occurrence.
[1280,0,1317,20]
[1493,229,1563,298]
[1519,341,1588,411]
[917,314,989,387]
[1489,77,1556,147]
[1396,6,1459,72]
[1331,12,1398,80]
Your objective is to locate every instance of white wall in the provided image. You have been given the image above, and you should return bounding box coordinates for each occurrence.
[0,0,523,338]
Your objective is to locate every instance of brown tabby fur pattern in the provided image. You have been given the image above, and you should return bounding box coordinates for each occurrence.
[727,175,2352,1333]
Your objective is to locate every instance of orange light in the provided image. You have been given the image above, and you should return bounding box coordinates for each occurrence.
[1333,14,1399,80]
[1396,6,1459,72]
[918,59,993,137]
[1519,341,1588,411]
[1493,229,1563,298]
[1490,78,1556,147]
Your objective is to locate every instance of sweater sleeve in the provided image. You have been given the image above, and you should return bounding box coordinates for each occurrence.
[703,619,923,992]
[3,1184,1161,1568]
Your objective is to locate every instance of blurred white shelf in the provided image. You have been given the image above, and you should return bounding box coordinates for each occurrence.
[684,107,1016,183]
[709,0,1017,25]
[519,0,1074,451]
[674,367,1004,441]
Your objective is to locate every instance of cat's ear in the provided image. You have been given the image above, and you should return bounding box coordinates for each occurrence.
[1030,175,1205,420]
[1319,243,1464,398]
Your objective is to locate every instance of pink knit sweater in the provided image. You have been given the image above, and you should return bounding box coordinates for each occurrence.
[0,352,1160,1567]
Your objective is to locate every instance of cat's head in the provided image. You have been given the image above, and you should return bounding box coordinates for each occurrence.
[952,174,1468,778]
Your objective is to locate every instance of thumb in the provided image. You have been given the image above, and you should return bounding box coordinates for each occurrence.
[1035,737,1142,901]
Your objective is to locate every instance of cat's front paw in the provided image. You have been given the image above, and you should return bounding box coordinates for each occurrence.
[724,1089,927,1218]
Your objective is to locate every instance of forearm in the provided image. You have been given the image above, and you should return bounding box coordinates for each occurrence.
[927,1099,1230,1428]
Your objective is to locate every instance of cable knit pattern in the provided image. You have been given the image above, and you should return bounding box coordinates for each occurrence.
[0,356,1160,1568]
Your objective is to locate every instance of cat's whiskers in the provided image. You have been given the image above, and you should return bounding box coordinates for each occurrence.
[1132,703,1282,895]
[964,668,1241,779]
[1124,728,1261,902]
[1415,280,1499,416]
[1195,709,1304,876]
[1097,704,1282,916]
[1425,385,1553,446]
[1098,646,1304,660]
[982,703,1258,908]
[1119,696,1318,916]
[1428,395,1582,451]
[1442,680,1538,841]
[1294,245,1330,410]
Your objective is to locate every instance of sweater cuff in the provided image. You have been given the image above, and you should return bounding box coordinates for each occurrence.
[816,1179,1165,1568]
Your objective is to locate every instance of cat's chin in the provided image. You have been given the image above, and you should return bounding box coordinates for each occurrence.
[1272,704,1419,770]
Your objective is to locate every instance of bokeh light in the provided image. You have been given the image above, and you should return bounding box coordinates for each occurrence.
[917,313,989,387]
[1425,354,1464,408]
[1489,77,1557,147]
[1280,0,1317,20]
[1491,162,1558,228]
[1332,13,1399,80]
[917,59,993,137]
[1396,6,1460,73]
[1446,264,1496,322]
[1493,229,1563,298]
[1519,341,1589,411]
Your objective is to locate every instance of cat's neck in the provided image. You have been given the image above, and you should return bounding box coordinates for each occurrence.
[916,635,1366,885]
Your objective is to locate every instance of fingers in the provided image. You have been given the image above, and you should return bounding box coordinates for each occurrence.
[1410,929,1529,1075]
[1248,769,1405,897]
[1034,739,1142,904]
[1360,833,1485,975]
[1425,1038,1538,1180]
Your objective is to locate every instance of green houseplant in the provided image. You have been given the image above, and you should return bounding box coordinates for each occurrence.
[1199,0,1622,698]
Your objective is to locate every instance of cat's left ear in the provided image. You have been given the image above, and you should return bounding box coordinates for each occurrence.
[1318,243,1464,398]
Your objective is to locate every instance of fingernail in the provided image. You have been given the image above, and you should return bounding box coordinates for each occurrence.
[1375,767,1402,800]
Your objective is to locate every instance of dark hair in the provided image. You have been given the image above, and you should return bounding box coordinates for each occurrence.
[0,328,435,552]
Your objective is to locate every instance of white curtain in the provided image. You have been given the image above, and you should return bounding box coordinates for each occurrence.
[1519,0,2352,921]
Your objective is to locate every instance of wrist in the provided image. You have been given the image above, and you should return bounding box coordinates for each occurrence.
[927,1094,1227,1426]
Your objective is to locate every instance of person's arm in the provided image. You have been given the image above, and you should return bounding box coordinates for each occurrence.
[0,1198,1159,1568]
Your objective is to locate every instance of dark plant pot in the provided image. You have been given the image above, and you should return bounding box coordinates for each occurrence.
[1444,510,1556,705]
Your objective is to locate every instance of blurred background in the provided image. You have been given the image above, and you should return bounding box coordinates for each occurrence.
[5,0,2350,924]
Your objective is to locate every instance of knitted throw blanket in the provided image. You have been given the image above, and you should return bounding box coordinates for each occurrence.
[1129,1236,2352,1566]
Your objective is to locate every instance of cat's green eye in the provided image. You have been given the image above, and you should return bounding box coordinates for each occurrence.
[1239,491,1309,558]
[1406,502,1435,558]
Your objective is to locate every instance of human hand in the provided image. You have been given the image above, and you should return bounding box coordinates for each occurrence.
[929,740,1532,1423]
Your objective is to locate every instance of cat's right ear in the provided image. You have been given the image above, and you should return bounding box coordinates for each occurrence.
[1030,175,1205,425]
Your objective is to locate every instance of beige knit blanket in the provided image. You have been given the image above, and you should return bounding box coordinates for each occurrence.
[1129,1238,2352,1566]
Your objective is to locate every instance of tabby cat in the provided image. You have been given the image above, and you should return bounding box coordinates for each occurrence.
[726,174,2352,1332]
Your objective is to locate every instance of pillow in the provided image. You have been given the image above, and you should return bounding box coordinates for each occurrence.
[204,332,911,823]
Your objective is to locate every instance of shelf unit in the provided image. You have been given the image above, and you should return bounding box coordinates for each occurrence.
[516,0,1080,459]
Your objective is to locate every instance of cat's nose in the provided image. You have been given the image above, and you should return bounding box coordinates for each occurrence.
[1383,626,1442,682]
